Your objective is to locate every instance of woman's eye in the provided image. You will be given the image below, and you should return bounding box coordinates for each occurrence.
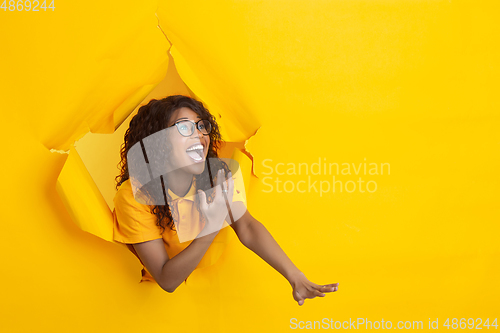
[180,125,188,131]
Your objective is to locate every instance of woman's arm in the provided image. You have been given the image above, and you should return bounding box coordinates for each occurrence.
[236,212,302,282]
[133,227,220,293]
[234,210,338,305]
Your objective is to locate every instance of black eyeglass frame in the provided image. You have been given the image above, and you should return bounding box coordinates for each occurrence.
[168,119,212,137]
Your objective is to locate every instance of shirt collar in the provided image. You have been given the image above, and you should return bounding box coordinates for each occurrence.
[167,178,197,201]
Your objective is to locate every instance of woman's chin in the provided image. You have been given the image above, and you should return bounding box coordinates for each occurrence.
[186,162,206,175]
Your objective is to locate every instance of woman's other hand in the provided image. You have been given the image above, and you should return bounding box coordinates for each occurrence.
[197,169,234,234]
[290,272,339,306]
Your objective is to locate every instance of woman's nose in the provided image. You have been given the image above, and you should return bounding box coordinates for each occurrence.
[192,127,204,140]
[191,128,203,141]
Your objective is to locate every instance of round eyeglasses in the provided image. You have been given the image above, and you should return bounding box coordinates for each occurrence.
[169,119,212,137]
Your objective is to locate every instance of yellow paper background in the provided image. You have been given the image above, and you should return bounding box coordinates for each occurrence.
[1,0,499,332]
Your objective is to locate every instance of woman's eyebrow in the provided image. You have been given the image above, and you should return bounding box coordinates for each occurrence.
[176,116,201,121]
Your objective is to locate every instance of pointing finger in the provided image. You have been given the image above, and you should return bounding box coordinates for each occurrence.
[227,171,234,200]
[197,190,207,211]
[214,169,224,201]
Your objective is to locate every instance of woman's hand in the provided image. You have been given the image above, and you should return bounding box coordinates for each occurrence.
[197,169,234,235]
[290,272,339,306]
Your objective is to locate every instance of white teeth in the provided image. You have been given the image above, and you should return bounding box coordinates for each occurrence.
[186,144,203,152]
[186,144,204,162]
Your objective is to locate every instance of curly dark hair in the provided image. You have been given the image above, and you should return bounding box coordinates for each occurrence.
[115,95,230,235]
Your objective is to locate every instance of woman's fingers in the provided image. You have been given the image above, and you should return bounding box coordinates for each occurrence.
[293,280,339,305]
[228,171,234,200]
[225,172,235,208]
[294,288,326,306]
[294,290,305,306]
[221,171,235,205]
[220,172,228,193]
[326,283,339,292]
[310,289,326,297]
[214,169,224,201]
[308,287,326,298]
[197,189,207,211]
[313,282,339,292]
[299,291,322,303]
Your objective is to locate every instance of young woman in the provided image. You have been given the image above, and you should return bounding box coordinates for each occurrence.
[112,95,338,306]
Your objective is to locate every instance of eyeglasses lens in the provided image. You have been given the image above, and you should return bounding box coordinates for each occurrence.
[177,122,192,136]
[177,120,211,136]
[199,120,211,135]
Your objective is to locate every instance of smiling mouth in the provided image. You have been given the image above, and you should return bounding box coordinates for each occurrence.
[186,144,204,162]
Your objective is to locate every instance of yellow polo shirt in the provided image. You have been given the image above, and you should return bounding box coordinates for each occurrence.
[112,175,246,284]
